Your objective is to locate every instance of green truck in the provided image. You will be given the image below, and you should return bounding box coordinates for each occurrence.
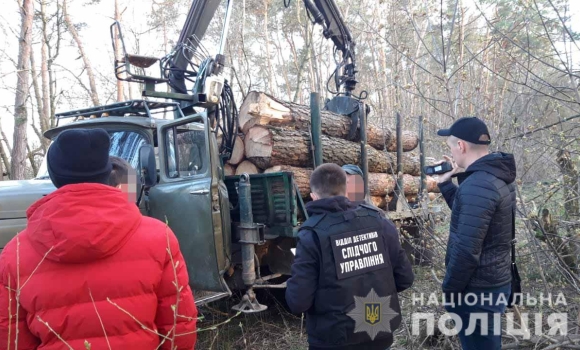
[0,0,435,312]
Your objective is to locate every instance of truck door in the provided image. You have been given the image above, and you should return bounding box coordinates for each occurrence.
[148,113,228,293]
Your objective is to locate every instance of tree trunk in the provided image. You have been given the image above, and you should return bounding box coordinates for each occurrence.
[39,0,50,135]
[245,125,395,173]
[224,163,236,176]
[239,91,416,151]
[0,138,9,179]
[227,135,245,165]
[557,150,579,219]
[235,160,260,175]
[63,0,100,106]
[26,143,38,176]
[30,49,46,146]
[114,0,124,102]
[11,0,34,180]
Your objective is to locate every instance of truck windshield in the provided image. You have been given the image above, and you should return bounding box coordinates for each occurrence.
[35,130,148,179]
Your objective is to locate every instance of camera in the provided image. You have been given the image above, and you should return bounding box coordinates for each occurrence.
[424,162,453,175]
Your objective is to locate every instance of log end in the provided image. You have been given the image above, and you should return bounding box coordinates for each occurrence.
[235,160,260,175]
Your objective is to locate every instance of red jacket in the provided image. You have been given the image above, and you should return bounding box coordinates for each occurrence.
[0,183,198,349]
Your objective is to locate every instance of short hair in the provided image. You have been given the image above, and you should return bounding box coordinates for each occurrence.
[310,163,347,198]
[108,156,133,187]
[449,135,490,152]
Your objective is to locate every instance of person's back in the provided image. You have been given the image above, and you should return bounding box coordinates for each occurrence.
[286,163,414,350]
[0,129,197,349]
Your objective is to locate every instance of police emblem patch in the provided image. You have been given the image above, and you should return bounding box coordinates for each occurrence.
[347,288,399,340]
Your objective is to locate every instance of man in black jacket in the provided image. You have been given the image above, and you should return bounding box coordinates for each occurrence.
[436,117,516,349]
[286,163,414,350]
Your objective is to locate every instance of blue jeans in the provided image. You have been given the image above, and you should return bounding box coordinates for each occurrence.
[444,283,511,350]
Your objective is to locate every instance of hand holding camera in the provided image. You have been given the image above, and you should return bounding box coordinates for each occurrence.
[424,155,463,184]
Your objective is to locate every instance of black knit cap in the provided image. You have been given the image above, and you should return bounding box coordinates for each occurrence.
[47,128,112,188]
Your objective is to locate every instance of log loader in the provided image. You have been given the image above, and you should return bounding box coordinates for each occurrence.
[0,0,436,312]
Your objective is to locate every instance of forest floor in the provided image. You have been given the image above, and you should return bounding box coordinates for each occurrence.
[196,188,579,350]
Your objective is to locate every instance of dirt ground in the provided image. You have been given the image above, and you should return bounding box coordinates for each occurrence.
[196,190,580,350]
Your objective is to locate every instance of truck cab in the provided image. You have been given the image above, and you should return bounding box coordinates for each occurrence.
[0,100,301,308]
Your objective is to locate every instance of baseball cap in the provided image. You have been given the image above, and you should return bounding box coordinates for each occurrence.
[342,164,363,177]
[437,116,491,145]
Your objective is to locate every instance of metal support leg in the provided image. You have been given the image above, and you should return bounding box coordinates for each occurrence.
[232,174,267,313]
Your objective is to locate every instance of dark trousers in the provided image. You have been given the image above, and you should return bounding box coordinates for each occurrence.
[445,283,511,350]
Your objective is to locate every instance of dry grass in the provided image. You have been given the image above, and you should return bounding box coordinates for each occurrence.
[196,290,308,350]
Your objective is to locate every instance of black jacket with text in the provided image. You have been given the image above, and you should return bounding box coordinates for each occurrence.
[438,152,516,293]
[285,196,414,349]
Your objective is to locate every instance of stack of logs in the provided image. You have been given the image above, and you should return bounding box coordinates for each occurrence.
[223,91,439,209]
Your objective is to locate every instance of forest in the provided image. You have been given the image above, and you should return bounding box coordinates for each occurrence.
[1,0,579,348]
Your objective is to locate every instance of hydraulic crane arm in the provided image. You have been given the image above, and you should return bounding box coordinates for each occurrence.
[167,0,223,94]
[166,0,358,97]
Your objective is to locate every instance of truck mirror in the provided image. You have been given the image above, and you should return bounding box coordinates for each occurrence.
[139,144,157,188]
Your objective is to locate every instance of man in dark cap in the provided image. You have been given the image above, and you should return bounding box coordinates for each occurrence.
[0,128,198,349]
[342,164,366,203]
[435,117,516,349]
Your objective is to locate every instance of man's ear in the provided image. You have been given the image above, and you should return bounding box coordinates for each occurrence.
[458,140,467,153]
[310,192,318,201]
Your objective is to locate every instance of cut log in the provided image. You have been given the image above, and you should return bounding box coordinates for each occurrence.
[426,176,439,193]
[227,135,245,165]
[403,153,420,176]
[224,163,236,176]
[245,126,395,172]
[371,193,438,209]
[371,195,392,209]
[235,160,260,175]
[371,173,439,195]
[239,91,399,151]
[264,164,436,198]
[368,173,396,196]
[265,165,312,197]
[386,130,419,152]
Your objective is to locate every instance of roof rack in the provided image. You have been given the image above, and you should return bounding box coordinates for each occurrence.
[55,100,185,120]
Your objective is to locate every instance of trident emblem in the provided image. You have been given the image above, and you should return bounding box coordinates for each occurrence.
[365,303,381,325]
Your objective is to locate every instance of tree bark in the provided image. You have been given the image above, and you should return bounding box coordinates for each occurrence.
[11,0,34,180]
[556,150,579,219]
[235,160,260,175]
[63,0,100,106]
[265,165,312,197]
[245,125,395,173]
[114,0,124,102]
[386,130,419,153]
[239,91,416,151]
[39,0,50,135]
[0,134,9,179]
[227,135,245,165]
[30,49,46,148]
[371,193,437,210]
[264,165,436,198]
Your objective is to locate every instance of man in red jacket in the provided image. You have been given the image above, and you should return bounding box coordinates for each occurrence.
[0,128,198,349]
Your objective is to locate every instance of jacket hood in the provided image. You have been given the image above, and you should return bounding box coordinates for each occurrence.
[306,196,356,216]
[463,152,517,184]
[26,183,142,264]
